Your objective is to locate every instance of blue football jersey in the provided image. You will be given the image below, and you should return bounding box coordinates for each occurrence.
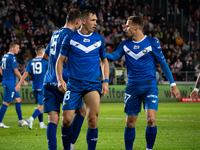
[26,57,48,90]
[43,27,72,83]
[60,30,107,83]
[1,52,18,85]
[108,36,165,85]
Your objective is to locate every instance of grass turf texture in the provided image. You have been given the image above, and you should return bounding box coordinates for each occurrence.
[0,102,199,150]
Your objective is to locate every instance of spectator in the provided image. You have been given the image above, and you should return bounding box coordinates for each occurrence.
[174,58,183,72]
[185,60,195,81]
[175,35,184,46]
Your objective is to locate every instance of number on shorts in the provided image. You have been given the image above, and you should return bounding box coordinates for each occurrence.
[65,91,70,100]
[124,93,131,104]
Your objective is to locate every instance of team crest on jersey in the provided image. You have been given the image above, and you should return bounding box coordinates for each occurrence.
[93,43,98,47]
[142,49,148,54]
[83,38,90,42]
[133,45,140,49]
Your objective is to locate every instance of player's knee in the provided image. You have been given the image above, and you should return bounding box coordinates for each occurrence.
[3,101,9,106]
[87,115,98,128]
[62,118,72,127]
[78,106,86,117]
[147,117,156,126]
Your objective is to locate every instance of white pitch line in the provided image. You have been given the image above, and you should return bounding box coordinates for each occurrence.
[99,117,200,123]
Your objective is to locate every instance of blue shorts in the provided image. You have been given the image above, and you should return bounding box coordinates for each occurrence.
[33,89,43,105]
[124,83,158,116]
[43,83,64,113]
[62,78,102,111]
[3,85,20,103]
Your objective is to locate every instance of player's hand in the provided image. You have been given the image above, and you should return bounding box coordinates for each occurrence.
[58,80,66,94]
[15,84,20,92]
[171,86,180,100]
[101,82,109,98]
[23,81,28,86]
[190,90,198,100]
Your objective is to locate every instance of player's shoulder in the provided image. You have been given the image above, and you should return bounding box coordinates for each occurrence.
[146,36,159,45]
[92,32,104,40]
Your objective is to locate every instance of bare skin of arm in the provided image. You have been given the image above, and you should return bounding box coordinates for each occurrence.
[15,72,29,92]
[42,53,49,61]
[56,54,67,94]
[101,58,109,98]
[190,73,200,100]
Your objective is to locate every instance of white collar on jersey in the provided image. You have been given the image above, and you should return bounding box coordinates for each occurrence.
[77,29,93,37]
[132,35,147,43]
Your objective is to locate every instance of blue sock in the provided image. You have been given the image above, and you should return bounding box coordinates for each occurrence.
[87,127,98,150]
[38,113,43,122]
[61,125,73,150]
[47,122,57,150]
[146,125,157,149]
[71,114,84,144]
[124,127,135,150]
[32,109,41,119]
[15,102,23,120]
[0,104,8,122]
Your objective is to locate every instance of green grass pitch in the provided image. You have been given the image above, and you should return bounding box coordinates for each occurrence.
[0,102,200,150]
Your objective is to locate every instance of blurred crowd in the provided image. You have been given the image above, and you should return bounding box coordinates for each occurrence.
[0,0,200,83]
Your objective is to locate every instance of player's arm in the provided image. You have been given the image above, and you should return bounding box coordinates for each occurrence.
[42,53,49,61]
[56,54,67,94]
[0,66,2,76]
[43,43,50,61]
[101,58,109,98]
[190,73,200,100]
[152,38,180,100]
[106,42,125,61]
[13,68,28,86]
[15,72,29,92]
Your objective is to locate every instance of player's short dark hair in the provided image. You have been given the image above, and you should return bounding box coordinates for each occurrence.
[9,42,18,49]
[82,9,96,19]
[66,8,81,23]
[128,16,144,30]
[35,45,44,54]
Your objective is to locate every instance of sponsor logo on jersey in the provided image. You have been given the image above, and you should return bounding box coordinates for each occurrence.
[133,45,140,49]
[83,38,90,42]
[93,43,98,47]
[142,49,148,54]
[127,50,130,53]
[75,44,79,46]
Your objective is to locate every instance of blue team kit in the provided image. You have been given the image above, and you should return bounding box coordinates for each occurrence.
[60,30,107,110]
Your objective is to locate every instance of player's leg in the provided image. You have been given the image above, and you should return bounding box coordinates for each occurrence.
[124,86,141,150]
[143,87,158,150]
[70,105,86,148]
[27,90,45,129]
[0,85,13,128]
[43,83,62,150]
[15,97,28,126]
[61,109,75,150]
[0,101,10,128]
[125,115,138,150]
[84,90,100,150]
[145,109,157,150]
[47,111,60,150]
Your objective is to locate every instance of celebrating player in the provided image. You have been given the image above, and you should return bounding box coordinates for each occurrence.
[15,45,48,129]
[0,42,28,128]
[43,8,85,150]
[56,10,109,150]
[106,16,180,150]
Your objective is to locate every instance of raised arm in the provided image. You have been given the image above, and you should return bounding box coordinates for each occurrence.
[15,72,29,92]
[190,73,200,100]
[56,54,67,94]
[101,58,109,98]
